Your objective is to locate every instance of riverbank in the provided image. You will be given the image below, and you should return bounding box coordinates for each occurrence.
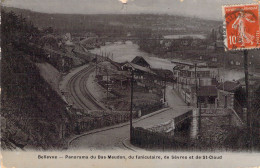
[90,41,249,81]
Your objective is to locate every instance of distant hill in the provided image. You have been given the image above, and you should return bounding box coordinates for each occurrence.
[2,6,221,36]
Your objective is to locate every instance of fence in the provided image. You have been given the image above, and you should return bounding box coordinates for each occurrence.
[131,110,193,150]
[139,103,163,116]
[64,110,137,136]
[131,127,189,150]
[131,107,259,151]
[233,99,245,121]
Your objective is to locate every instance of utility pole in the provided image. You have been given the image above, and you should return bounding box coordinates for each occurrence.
[223,53,227,108]
[172,67,175,90]
[185,78,188,103]
[195,63,201,140]
[243,50,252,149]
[164,73,166,103]
[194,63,198,108]
[95,54,97,76]
[198,76,201,140]
[130,70,134,142]
[177,68,179,92]
[106,70,109,100]
[244,50,250,127]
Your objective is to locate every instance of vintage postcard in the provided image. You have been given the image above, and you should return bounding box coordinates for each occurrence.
[1,0,260,168]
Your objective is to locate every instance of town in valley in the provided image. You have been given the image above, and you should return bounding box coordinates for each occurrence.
[1,1,260,151]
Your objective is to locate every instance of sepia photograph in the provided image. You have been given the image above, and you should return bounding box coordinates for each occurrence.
[0,0,260,167]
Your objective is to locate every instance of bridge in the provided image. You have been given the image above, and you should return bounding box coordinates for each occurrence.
[146,107,245,138]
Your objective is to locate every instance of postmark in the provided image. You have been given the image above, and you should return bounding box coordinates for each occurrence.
[222,4,260,51]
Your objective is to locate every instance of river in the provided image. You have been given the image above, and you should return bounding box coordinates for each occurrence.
[164,34,206,40]
[90,41,245,81]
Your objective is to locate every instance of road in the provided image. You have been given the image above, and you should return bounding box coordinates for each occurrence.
[69,86,190,150]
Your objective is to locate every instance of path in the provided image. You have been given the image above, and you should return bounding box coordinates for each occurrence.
[69,85,190,150]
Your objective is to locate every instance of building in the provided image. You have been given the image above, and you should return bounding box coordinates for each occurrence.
[121,62,155,81]
[217,81,241,108]
[173,65,185,82]
[171,59,207,67]
[177,66,213,89]
[131,56,151,68]
[192,85,218,108]
[173,64,218,106]
[97,61,119,82]
[151,68,174,84]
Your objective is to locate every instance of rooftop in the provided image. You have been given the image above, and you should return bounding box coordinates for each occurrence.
[217,81,241,92]
[123,62,155,74]
[171,59,207,66]
[173,65,185,70]
[131,56,150,67]
[192,86,218,97]
[151,68,173,77]
[181,66,211,72]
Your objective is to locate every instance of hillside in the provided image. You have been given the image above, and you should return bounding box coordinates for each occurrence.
[36,62,62,97]
[1,9,70,150]
[3,7,221,36]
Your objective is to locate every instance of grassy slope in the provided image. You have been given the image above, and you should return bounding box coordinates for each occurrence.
[1,10,70,150]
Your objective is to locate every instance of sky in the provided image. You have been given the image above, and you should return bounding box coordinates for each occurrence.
[3,0,259,20]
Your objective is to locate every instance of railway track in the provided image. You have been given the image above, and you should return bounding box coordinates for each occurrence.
[67,65,105,111]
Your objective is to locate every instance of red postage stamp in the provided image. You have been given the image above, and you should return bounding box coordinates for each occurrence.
[222,4,260,50]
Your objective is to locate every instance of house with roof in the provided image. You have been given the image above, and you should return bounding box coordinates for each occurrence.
[172,64,219,106]
[131,56,151,68]
[111,74,129,89]
[217,81,241,108]
[171,59,207,67]
[96,61,131,91]
[96,61,121,82]
[121,62,155,81]
[191,86,218,107]
[109,61,128,71]
[177,66,213,90]
[151,68,174,85]
[172,65,185,86]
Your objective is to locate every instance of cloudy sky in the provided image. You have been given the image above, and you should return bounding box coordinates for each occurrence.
[3,0,258,20]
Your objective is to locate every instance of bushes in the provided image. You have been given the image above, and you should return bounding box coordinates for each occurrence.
[1,11,70,149]
[131,127,186,150]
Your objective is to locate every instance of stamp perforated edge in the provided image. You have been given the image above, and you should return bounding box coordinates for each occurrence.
[222,3,260,51]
